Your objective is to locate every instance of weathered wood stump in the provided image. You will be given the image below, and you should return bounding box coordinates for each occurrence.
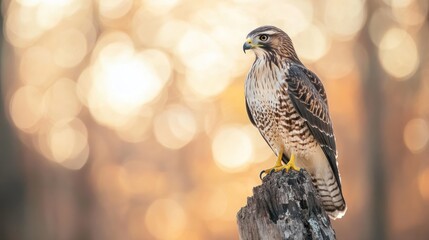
[237,170,336,240]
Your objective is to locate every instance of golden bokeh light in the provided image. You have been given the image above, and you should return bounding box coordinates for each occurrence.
[391,0,429,27]
[369,8,394,47]
[35,3,65,31]
[153,19,191,51]
[294,24,330,62]
[324,0,366,39]
[98,0,133,19]
[418,167,429,201]
[17,0,40,6]
[38,118,89,170]
[212,125,253,172]
[10,86,45,133]
[154,105,197,149]
[178,28,233,98]
[52,28,88,68]
[142,0,182,15]
[35,0,76,6]
[19,46,56,86]
[131,6,165,47]
[88,37,169,128]
[383,0,413,8]
[403,118,429,154]
[378,27,418,79]
[145,199,188,240]
[5,5,43,47]
[115,110,153,143]
[315,43,355,80]
[139,49,172,85]
[43,78,82,121]
[250,1,313,37]
[187,3,256,77]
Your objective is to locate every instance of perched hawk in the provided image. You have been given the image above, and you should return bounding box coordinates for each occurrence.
[243,26,346,219]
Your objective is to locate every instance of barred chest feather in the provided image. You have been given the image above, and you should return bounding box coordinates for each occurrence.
[245,59,317,159]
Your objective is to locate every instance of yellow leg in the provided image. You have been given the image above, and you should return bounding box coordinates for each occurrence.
[273,149,284,168]
[284,153,300,171]
[260,151,301,179]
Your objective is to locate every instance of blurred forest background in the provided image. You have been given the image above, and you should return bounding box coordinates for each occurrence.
[1,0,429,239]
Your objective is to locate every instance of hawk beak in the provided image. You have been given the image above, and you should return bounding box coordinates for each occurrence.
[243,38,253,53]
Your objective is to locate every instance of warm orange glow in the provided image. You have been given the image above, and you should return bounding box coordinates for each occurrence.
[403,118,429,154]
[3,0,429,239]
[212,125,253,172]
[419,168,429,201]
[145,199,188,239]
[154,105,197,149]
[10,86,45,133]
[243,125,273,163]
[46,119,88,169]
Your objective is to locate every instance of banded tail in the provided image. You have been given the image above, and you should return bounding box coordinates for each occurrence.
[311,171,347,219]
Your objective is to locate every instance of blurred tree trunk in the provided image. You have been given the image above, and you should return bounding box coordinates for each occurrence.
[360,0,387,239]
[0,6,26,240]
[237,170,336,240]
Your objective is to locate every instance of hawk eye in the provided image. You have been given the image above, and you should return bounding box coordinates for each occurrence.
[259,34,269,41]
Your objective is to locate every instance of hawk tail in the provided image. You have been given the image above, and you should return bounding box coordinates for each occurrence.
[311,172,347,220]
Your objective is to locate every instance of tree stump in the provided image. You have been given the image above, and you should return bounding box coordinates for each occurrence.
[237,169,336,240]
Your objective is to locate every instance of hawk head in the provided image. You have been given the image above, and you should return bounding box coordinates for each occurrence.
[243,25,299,62]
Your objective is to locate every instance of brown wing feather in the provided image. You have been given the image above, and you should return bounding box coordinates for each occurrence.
[301,67,328,105]
[285,64,342,190]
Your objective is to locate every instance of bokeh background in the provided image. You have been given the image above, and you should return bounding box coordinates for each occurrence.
[1,0,429,239]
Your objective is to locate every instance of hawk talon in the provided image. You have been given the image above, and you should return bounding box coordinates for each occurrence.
[260,151,300,180]
[259,170,266,180]
[259,168,277,180]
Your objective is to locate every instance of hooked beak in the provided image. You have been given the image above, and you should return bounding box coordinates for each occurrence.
[243,38,253,53]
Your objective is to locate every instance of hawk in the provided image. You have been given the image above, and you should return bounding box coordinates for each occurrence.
[243,26,346,219]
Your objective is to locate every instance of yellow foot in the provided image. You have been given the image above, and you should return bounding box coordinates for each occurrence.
[260,151,301,179]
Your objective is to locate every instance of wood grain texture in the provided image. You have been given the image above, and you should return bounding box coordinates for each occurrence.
[237,170,336,240]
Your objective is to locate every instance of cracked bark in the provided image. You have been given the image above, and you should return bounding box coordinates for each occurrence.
[237,170,336,240]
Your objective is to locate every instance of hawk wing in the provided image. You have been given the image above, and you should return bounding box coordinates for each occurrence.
[284,64,341,189]
[301,67,328,105]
